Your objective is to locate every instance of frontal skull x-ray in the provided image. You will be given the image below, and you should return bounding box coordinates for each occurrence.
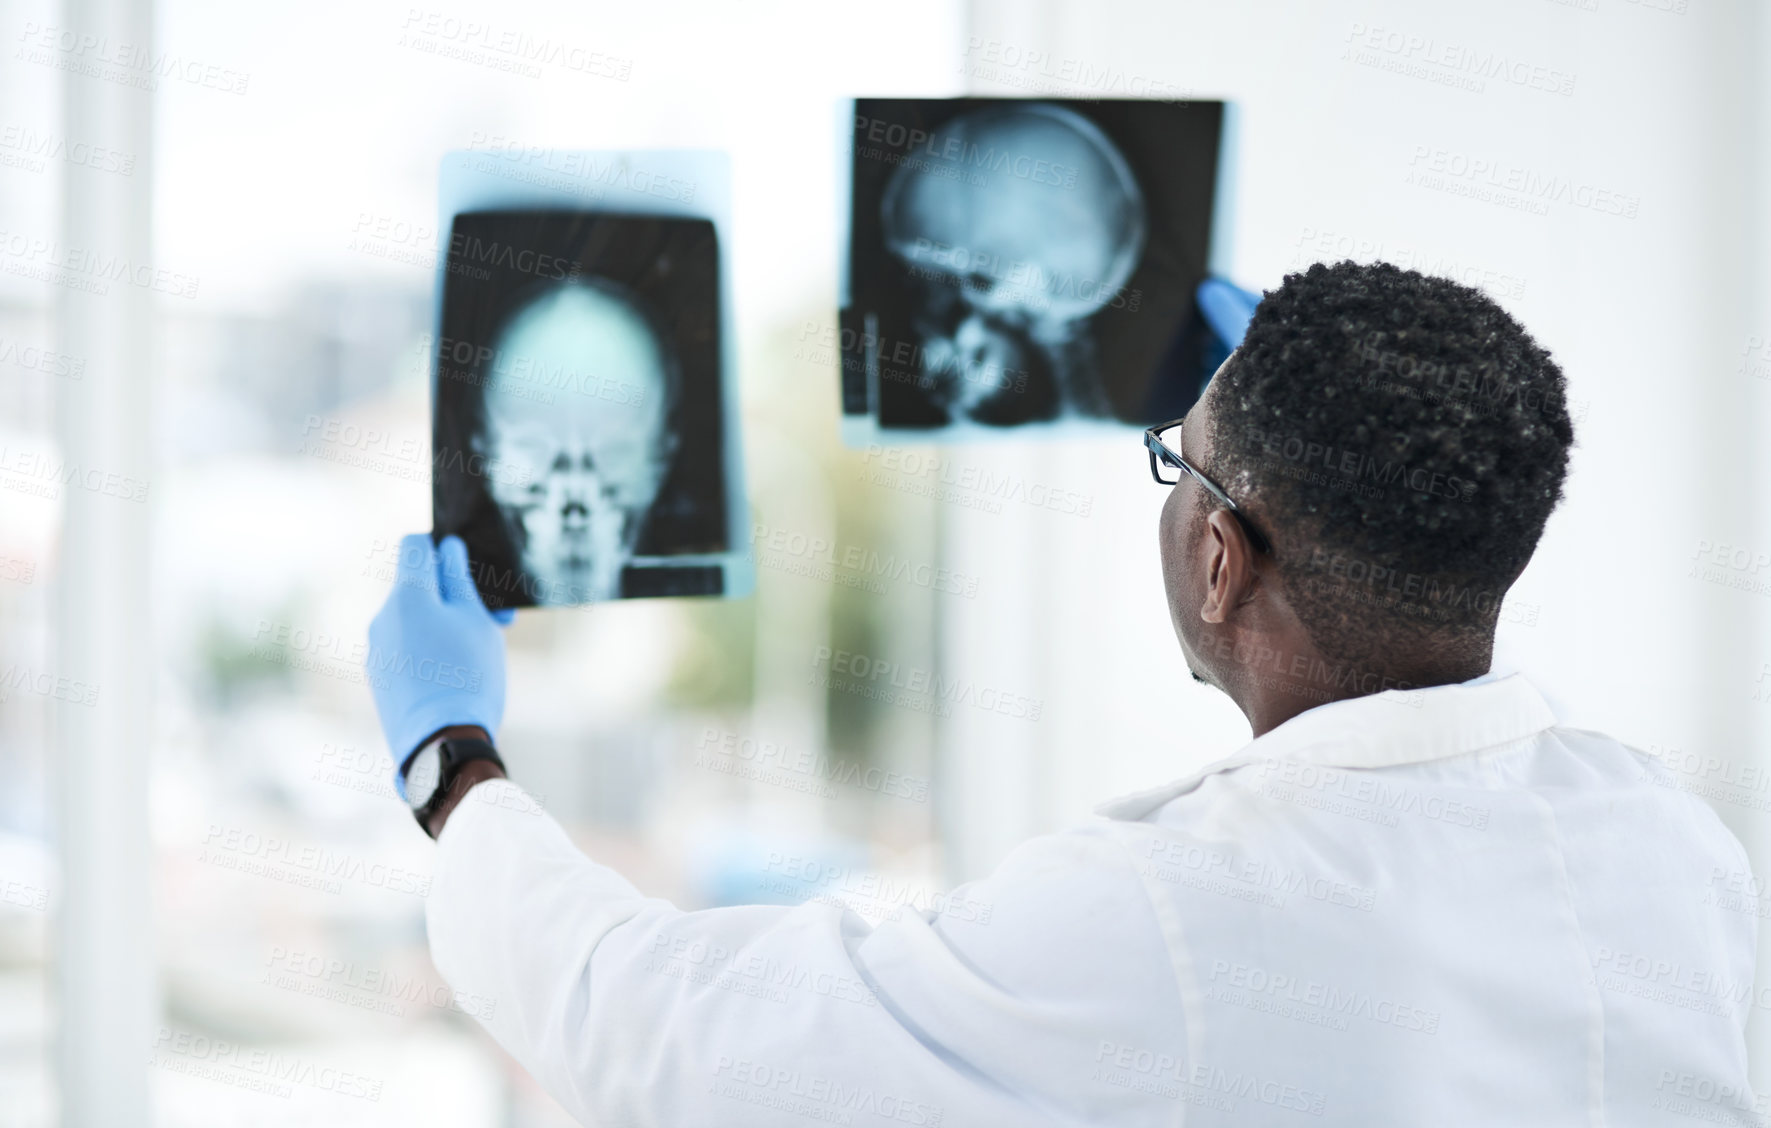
[432,211,732,608]
[480,283,675,601]
[840,98,1225,439]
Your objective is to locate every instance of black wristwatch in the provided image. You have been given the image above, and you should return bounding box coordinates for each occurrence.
[402,734,504,836]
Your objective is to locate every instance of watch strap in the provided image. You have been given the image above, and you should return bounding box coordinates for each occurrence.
[412,736,504,835]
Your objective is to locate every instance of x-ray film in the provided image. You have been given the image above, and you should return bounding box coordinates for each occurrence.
[430,151,751,608]
[837,98,1230,443]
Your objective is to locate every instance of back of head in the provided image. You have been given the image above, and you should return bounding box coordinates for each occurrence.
[1207,260,1575,669]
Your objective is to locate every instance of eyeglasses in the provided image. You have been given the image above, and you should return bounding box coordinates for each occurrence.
[1144,416,1272,554]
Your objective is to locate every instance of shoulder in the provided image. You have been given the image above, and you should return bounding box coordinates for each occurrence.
[965,823,1153,926]
[922,824,1181,1010]
[1529,725,1754,874]
[929,823,1170,946]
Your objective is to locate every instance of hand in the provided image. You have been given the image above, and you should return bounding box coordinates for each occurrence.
[1197,277,1262,380]
[367,534,513,799]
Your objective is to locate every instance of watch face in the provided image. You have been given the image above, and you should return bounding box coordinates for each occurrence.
[405,745,442,810]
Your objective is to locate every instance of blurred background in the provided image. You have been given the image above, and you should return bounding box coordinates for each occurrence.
[1,0,1769,1123]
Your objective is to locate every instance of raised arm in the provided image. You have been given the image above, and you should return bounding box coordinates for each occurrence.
[424,779,1179,1127]
[364,531,1182,1126]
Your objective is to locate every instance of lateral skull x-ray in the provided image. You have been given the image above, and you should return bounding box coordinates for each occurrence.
[432,211,729,608]
[841,98,1225,437]
[882,103,1146,420]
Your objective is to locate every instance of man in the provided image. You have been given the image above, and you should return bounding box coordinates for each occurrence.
[368,261,1757,1125]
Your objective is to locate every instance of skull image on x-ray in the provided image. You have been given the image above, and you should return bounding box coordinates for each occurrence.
[879,102,1147,425]
[477,282,678,604]
[433,209,730,608]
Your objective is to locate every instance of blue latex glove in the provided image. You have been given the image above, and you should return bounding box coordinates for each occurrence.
[366,533,513,799]
[1197,277,1263,386]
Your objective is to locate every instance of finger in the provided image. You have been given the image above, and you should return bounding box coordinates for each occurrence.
[1197,278,1261,350]
[395,533,441,601]
[491,607,516,626]
[437,535,487,608]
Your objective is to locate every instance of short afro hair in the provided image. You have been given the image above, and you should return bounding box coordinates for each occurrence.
[1205,260,1574,666]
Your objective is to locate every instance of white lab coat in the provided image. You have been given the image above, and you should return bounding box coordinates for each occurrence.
[426,674,1759,1126]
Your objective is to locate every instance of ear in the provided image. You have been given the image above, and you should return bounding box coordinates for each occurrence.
[1198,508,1260,625]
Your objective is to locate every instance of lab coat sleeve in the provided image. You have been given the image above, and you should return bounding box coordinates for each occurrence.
[425,779,1184,1128]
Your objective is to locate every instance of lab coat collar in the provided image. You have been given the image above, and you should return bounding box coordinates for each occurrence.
[1093,672,1559,822]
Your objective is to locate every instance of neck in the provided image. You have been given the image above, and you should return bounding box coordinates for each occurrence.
[1235,640,1494,738]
